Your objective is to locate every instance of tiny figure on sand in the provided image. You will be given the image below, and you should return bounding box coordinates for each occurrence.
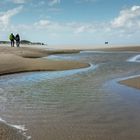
[9,33,20,47]
[9,33,15,47]
[15,34,20,47]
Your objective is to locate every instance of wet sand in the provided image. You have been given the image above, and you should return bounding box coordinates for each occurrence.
[0,122,26,140]
[119,76,140,89]
[0,45,89,139]
[90,45,140,89]
[0,46,89,75]
[0,44,140,140]
[87,45,140,52]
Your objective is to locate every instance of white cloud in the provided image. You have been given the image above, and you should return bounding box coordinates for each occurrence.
[34,19,63,32]
[48,0,60,6]
[34,20,52,28]
[29,5,140,41]
[38,1,45,6]
[1,4,140,44]
[76,0,98,4]
[72,24,96,33]
[0,6,23,28]
[111,5,140,28]
[75,26,87,33]
[67,22,103,34]
[11,0,28,4]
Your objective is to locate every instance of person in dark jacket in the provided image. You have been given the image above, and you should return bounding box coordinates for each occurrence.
[15,34,20,47]
[9,33,15,47]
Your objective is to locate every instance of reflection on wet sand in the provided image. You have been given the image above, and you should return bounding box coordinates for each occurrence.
[0,50,140,140]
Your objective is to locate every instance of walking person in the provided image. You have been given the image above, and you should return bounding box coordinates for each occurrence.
[15,34,20,47]
[9,33,15,47]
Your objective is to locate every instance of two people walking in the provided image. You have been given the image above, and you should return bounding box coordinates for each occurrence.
[9,33,20,47]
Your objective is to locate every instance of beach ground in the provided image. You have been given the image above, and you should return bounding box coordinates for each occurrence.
[0,44,140,89]
[0,44,140,140]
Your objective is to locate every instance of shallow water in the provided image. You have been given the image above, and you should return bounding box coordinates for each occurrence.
[0,51,140,140]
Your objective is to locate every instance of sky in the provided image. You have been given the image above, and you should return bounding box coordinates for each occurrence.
[0,0,140,46]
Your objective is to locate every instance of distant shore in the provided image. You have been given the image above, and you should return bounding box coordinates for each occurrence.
[0,44,140,87]
[0,44,140,140]
[0,45,90,76]
[0,44,140,90]
[0,44,140,88]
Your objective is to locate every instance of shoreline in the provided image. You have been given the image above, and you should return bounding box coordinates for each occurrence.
[0,45,140,87]
[0,44,140,139]
[119,76,140,90]
[0,121,28,140]
[0,45,89,140]
[119,54,140,90]
[0,46,90,76]
[0,44,140,86]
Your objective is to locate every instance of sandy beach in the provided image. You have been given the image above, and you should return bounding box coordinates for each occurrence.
[0,45,90,139]
[119,76,140,89]
[0,44,139,88]
[0,44,140,140]
[0,46,89,75]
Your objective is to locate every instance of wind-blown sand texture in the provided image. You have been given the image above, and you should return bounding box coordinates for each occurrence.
[0,45,140,140]
[0,45,90,139]
[0,46,89,75]
[119,76,140,90]
[0,45,140,89]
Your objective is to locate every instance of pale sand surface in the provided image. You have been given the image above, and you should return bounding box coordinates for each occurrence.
[0,44,140,139]
[88,45,140,52]
[0,46,89,75]
[119,76,140,90]
[0,45,89,139]
[0,44,140,87]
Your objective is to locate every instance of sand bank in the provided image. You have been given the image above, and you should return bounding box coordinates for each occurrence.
[119,76,140,90]
[91,45,140,90]
[0,46,89,139]
[0,46,89,75]
[89,45,140,52]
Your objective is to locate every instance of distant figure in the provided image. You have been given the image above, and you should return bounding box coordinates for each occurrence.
[105,42,108,45]
[9,33,15,47]
[15,34,20,47]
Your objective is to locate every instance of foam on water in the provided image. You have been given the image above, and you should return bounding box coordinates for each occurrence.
[0,51,139,140]
[0,117,31,140]
[0,117,6,123]
[0,63,96,86]
[127,54,140,62]
[11,124,27,131]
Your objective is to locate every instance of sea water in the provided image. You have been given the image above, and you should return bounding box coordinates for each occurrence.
[0,51,140,140]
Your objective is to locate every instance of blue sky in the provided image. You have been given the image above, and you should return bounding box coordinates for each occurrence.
[0,0,140,46]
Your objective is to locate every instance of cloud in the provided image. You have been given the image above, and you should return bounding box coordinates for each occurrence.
[0,6,23,28]
[34,19,63,32]
[48,0,60,6]
[76,0,98,4]
[34,19,52,28]
[1,4,140,44]
[69,23,96,33]
[11,0,28,4]
[31,5,140,40]
[111,5,140,29]
[67,22,104,34]
[38,1,45,6]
